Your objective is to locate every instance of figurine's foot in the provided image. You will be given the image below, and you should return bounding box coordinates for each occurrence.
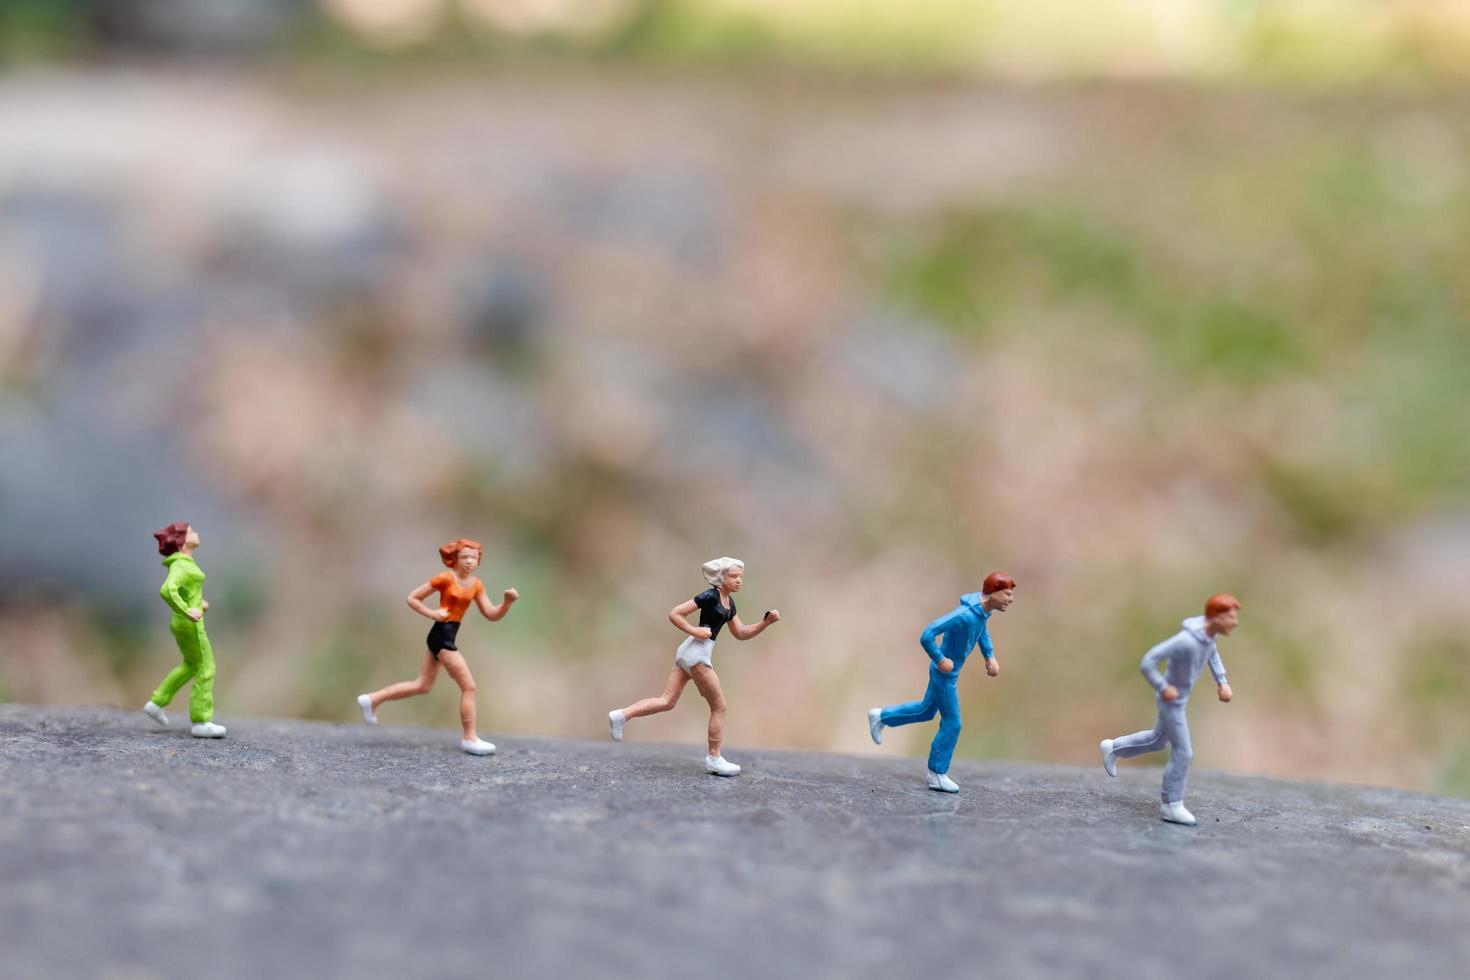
[1100,738,1117,777]
[357,694,377,725]
[1160,801,1196,826]
[705,755,741,776]
[927,770,960,793]
[868,707,884,745]
[190,722,226,738]
[608,709,625,742]
[143,701,170,727]
[461,738,496,756]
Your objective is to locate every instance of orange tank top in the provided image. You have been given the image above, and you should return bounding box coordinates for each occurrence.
[428,573,484,622]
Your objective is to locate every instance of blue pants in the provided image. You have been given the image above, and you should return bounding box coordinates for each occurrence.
[880,673,961,774]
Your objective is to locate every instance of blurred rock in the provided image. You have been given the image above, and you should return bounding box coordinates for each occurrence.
[90,0,304,57]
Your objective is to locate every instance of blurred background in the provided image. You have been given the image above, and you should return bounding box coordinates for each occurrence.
[2,0,1468,795]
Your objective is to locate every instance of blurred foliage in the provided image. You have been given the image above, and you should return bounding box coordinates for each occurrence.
[5,1,1470,83]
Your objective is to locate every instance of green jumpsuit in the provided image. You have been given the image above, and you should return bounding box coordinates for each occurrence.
[150,552,216,723]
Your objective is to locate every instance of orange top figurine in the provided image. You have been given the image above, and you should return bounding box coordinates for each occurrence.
[357,538,518,756]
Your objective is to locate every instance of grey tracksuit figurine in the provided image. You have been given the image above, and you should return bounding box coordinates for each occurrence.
[1100,594,1240,826]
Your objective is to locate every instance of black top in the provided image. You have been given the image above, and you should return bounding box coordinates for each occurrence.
[693,588,736,640]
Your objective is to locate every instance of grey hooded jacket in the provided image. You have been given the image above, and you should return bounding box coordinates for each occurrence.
[1140,616,1227,703]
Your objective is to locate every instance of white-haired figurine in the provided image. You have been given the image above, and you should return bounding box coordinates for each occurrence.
[608,557,780,775]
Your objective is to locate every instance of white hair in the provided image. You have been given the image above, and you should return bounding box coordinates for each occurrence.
[702,556,744,587]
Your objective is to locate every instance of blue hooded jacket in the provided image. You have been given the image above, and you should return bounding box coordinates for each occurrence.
[918,593,993,678]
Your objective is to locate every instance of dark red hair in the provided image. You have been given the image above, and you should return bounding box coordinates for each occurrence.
[982,572,1016,594]
[154,522,190,556]
[439,538,484,567]
[1205,593,1240,618]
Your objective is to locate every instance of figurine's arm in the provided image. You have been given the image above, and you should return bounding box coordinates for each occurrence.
[1140,637,1176,697]
[728,609,779,640]
[979,625,999,677]
[1209,649,1232,701]
[406,581,448,622]
[160,566,197,619]
[670,599,711,640]
[475,587,519,621]
[920,612,959,672]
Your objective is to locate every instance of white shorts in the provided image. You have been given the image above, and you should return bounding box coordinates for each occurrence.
[675,636,714,674]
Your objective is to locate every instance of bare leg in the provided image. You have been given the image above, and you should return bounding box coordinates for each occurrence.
[436,650,480,741]
[621,666,690,721]
[688,665,727,758]
[367,650,440,711]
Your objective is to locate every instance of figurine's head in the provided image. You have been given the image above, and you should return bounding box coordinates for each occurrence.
[439,538,484,574]
[1204,593,1240,636]
[981,572,1016,612]
[702,556,745,593]
[154,522,195,556]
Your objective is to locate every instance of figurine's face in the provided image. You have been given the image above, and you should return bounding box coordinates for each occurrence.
[986,588,1014,612]
[185,526,200,548]
[456,548,480,574]
[721,566,744,593]
[1207,607,1239,636]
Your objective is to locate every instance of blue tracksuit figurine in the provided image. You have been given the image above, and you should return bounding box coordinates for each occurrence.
[869,573,1017,793]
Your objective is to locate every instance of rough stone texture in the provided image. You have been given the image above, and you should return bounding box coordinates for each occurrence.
[1,706,1467,979]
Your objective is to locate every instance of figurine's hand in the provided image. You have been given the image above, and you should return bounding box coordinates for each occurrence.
[503,588,519,603]
[201,600,210,611]
[937,658,955,674]
[186,608,204,622]
[432,608,452,622]
[1218,683,1233,703]
[985,658,1000,677]
[693,627,713,641]
[1160,685,1179,702]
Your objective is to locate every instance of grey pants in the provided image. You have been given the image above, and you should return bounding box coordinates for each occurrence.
[1112,699,1193,804]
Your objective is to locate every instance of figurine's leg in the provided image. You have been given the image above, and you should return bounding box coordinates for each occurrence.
[151,620,199,708]
[367,650,441,711]
[879,681,940,729]
[1110,711,1168,760]
[150,661,194,710]
[1159,704,1193,804]
[927,681,962,775]
[188,624,216,724]
[436,650,480,741]
[688,665,727,758]
[620,666,690,720]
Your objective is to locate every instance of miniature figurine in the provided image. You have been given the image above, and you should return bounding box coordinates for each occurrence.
[356,538,518,756]
[868,572,1016,792]
[608,557,779,776]
[143,522,227,738]
[1099,594,1239,826]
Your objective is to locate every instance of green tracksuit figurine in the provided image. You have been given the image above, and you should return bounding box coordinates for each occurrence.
[143,522,226,737]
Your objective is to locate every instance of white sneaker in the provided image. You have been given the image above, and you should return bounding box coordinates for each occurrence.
[927,770,960,793]
[190,722,226,738]
[1100,738,1117,777]
[143,701,170,727]
[1160,801,1197,826]
[357,694,377,725]
[705,754,741,776]
[608,709,625,742]
[461,738,496,756]
[868,708,884,745]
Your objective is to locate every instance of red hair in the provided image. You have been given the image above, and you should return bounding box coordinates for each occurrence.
[982,572,1016,594]
[154,522,190,556]
[439,538,484,567]
[1205,593,1240,618]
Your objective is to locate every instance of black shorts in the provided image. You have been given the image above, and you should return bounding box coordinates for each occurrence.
[426,620,461,659]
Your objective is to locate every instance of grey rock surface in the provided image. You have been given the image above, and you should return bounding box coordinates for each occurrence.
[1,705,1467,980]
